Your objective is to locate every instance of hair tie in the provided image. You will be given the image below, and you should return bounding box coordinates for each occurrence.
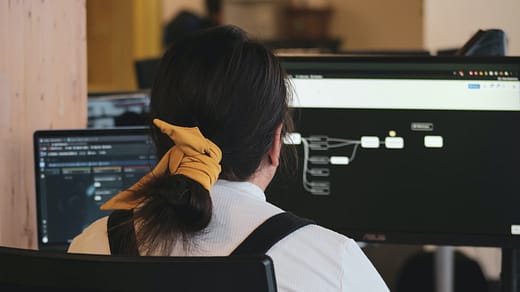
[100,119,222,210]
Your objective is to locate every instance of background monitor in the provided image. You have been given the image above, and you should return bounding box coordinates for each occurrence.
[34,127,156,251]
[88,91,150,128]
[267,56,520,247]
[135,58,161,89]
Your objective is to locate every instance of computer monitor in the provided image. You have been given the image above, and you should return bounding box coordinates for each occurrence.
[267,56,520,247]
[0,246,277,292]
[135,58,161,89]
[34,128,157,251]
[88,91,150,128]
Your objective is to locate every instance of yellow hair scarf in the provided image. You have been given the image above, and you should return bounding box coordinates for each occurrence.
[100,119,222,210]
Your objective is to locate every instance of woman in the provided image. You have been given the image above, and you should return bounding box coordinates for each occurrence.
[69,25,388,292]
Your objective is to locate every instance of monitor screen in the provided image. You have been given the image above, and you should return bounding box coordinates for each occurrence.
[34,128,157,250]
[88,91,150,128]
[267,56,520,247]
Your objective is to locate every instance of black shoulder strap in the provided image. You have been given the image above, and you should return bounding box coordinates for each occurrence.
[230,212,314,256]
[107,210,139,256]
[108,210,313,256]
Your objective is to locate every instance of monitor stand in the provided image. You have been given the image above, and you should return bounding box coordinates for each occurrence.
[435,246,454,292]
[501,248,520,292]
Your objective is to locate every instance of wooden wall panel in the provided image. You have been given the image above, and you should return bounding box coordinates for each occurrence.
[87,0,134,92]
[87,0,161,92]
[134,0,162,60]
[0,0,87,249]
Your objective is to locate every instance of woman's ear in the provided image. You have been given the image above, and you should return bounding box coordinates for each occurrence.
[268,123,283,167]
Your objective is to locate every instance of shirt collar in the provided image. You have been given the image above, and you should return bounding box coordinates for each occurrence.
[211,179,266,202]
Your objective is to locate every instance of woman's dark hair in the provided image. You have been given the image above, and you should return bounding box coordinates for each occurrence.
[163,11,208,48]
[123,25,292,255]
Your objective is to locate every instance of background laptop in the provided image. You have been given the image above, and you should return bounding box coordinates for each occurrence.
[33,127,156,251]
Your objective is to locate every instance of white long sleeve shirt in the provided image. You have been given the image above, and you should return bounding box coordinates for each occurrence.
[68,179,389,292]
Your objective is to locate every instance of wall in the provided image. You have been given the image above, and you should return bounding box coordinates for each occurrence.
[161,0,424,50]
[87,0,134,92]
[161,0,520,53]
[0,0,87,249]
[224,1,281,40]
[328,0,423,50]
[87,0,162,92]
[162,0,280,40]
[424,0,520,55]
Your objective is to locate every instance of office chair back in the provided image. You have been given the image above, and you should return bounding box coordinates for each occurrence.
[0,246,277,292]
[456,29,507,56]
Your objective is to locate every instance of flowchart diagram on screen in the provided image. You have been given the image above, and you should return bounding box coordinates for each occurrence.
[284,131,444,195]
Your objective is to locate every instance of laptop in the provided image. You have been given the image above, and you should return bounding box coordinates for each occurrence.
[33,127,156,251]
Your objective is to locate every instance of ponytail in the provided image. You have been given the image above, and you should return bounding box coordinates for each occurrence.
[133,174,212,255]
[101,119,221,256]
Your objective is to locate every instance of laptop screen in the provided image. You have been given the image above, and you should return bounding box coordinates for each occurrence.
[34,127,156,250]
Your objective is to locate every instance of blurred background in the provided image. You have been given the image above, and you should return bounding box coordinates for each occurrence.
[86,0,520,92]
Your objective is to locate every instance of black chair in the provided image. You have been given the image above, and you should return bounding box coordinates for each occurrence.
[435,29,507,56]
[456,29,507,56]
[0,246,277,292]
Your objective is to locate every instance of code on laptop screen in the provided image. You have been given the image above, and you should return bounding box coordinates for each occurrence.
[34,128,156,250]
